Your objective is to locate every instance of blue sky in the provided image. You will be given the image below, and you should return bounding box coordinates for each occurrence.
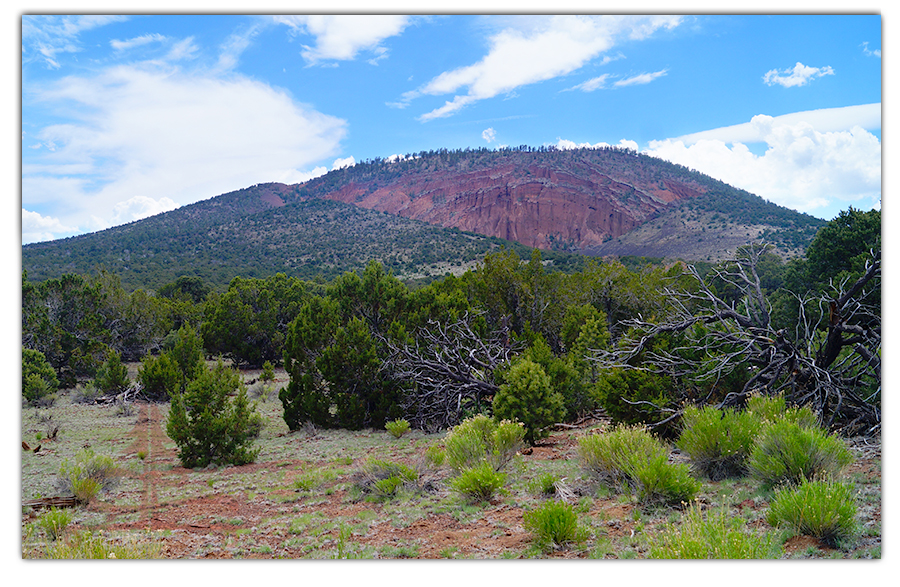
[20,10,883,244]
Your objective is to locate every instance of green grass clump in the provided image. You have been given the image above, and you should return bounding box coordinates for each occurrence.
[767,479,858,548]
[37,508,72,541]
[528,472,561,497]
[676,405,762,480]
[449,461,507,503]
[43,529,163,559]
[648,503,780,559]
[748,420,853,488]
[443,414,524,472]
[577,425,664,487]
[354,459,419,500]
[577,425,699,505]
[630,454,701,506]
[424,445,445,467]
[293,468,337,492]
[385,418,411,438]
[522,499,586,552]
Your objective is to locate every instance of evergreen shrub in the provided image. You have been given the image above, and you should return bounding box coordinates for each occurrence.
[492,359,565,445]
[92,349,129,394]
[165,361,260,468]
[22,349,59,405]
[592,368,676,430]
[137,353,180,400]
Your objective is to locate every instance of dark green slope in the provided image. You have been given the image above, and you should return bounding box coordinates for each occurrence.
[22,197,544,292]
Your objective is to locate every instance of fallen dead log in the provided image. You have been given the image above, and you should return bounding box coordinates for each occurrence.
[23,496,77,510]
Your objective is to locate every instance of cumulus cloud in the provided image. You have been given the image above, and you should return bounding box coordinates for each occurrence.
[401,15,681,121]
[23,64,347,241]
[109,195,179,226]
[763,62,835,87]
[22,209,77,243]
[272,15,411,64]
[332,156,356,170]
[644,112,881,217]
[482,127,497,143]
[555,138,638,151]
[671,104,880,145]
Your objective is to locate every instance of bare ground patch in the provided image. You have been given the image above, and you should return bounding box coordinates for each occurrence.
[21,373,882,560]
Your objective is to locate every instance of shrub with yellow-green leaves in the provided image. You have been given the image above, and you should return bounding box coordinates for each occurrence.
[748,420,853,489]
[676,405,762,480]
[577,425,699,505]
[767,479,858,547]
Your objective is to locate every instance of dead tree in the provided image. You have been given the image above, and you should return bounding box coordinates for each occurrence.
[593,244,880,436]
[380,312,517,431]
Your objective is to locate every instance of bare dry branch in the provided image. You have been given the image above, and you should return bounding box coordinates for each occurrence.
[591,244,880,435]
[380,312,517,431]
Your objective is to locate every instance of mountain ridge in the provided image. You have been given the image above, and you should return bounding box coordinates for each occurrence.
[22,146,825,291]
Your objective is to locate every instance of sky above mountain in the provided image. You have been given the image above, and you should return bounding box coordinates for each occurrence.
[21,10,882,244]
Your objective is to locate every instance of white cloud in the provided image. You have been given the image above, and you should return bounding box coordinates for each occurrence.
[763,62,835,88]
[272,15,411,64]
[554,138,637,151]
[861,41,881,58]
[332,156,356,170]
[482,127,497,143]
[110,33,167,52]
[614,69,668,87]
[569,74,611,92]
[22,209,77,243]
[644,112,881,217]
[671,104,880,145]
[214,24,265,74]
[402,15,681,121]
[24,64,347,241]
[110,195,179,226]
[22,15,129,68]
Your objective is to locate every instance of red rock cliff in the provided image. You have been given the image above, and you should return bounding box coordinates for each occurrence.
[316,155,707,251]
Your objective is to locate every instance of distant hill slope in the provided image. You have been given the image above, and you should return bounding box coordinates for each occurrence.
[22,146,825,291]
[22,196,555,291]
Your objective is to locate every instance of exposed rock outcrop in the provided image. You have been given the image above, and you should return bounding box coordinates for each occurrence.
[317,157,707,251]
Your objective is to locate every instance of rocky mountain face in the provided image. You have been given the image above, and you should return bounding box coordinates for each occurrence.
[309,149,707,252]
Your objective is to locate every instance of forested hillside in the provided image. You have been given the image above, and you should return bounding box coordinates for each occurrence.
[22,208,879,438]
[22,197,578,292]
